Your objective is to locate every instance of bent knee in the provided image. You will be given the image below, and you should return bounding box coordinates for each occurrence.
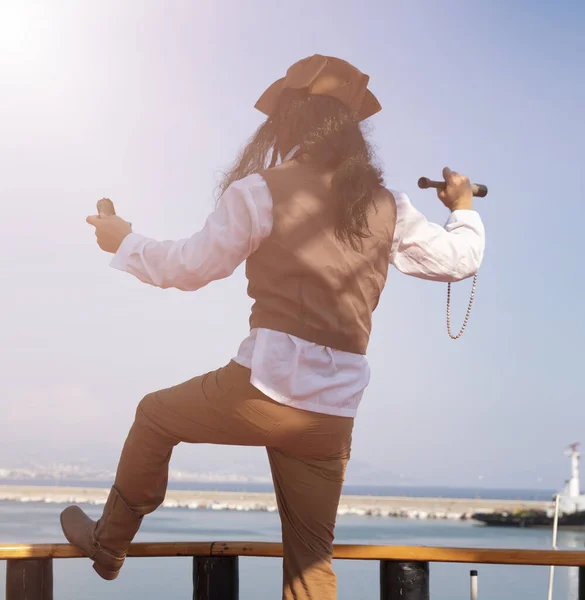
[135,391,160,422]
[132,391,180,446]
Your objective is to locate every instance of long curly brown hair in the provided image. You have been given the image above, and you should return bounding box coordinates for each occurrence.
[219,89,384,250]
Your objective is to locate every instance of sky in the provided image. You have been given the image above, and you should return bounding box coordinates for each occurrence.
[1,0,584,489]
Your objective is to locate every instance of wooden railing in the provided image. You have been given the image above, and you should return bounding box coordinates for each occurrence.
[2,542,585,599]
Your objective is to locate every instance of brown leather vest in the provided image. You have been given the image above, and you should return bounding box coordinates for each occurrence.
[246,160,396,355]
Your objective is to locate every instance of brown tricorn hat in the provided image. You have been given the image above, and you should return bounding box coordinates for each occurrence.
[255,55,381,122]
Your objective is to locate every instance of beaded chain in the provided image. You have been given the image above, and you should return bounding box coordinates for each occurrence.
[446,273,478,340]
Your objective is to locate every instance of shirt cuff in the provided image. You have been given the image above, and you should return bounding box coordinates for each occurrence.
[445,209,483,227]
[109,232,148,272]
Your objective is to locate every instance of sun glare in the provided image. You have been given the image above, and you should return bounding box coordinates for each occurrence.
[0,2,48,59]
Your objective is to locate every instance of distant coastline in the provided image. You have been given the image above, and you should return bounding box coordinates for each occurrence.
[0,484,551,521]
[0,478,556,501]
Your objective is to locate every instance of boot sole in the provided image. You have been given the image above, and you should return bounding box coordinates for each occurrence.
[93,562,120,580]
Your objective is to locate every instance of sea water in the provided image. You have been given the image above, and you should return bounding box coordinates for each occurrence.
[0,492,583,600]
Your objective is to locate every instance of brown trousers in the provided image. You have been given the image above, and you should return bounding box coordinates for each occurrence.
[113,360,354,600]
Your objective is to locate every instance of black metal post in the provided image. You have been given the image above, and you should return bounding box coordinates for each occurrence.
[380,560,429,600]
[193,556,239,600]
[6,559,53,600]
[579,566,585,600]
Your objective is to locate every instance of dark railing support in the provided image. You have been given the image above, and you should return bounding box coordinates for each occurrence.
[380,560,429,600]
[6,559,53,600]
[193,556,239,600]
[579,565,585,600]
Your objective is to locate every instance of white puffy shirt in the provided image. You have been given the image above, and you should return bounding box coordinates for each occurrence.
[111,170,485,418]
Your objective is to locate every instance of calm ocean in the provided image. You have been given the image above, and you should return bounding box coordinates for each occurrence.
[0,482,579,599]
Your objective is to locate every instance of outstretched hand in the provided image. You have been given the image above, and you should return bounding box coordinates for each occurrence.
[87,214,132,254]
[437,167,473,212]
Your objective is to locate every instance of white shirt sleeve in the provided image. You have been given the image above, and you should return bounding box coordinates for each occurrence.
[109,174,273,291]
[389,191,485,282]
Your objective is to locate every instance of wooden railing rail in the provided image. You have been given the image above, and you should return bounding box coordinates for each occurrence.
[2,542,585,565]
[3,542,585,600]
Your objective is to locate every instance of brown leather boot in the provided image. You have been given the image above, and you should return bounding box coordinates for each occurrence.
[60,487,142,580]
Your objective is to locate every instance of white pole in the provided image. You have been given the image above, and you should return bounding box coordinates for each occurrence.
[547,494,561,600]
[571,449,580,498]
[470,569,478,600]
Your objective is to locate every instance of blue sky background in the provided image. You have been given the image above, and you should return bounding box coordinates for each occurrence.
[1,0,584,488]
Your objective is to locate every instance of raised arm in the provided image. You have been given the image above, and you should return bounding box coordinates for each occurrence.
[389,168,485,282]
[107,174,273,291]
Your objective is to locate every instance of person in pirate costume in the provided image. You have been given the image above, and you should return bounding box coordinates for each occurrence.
[62,55,485,599]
